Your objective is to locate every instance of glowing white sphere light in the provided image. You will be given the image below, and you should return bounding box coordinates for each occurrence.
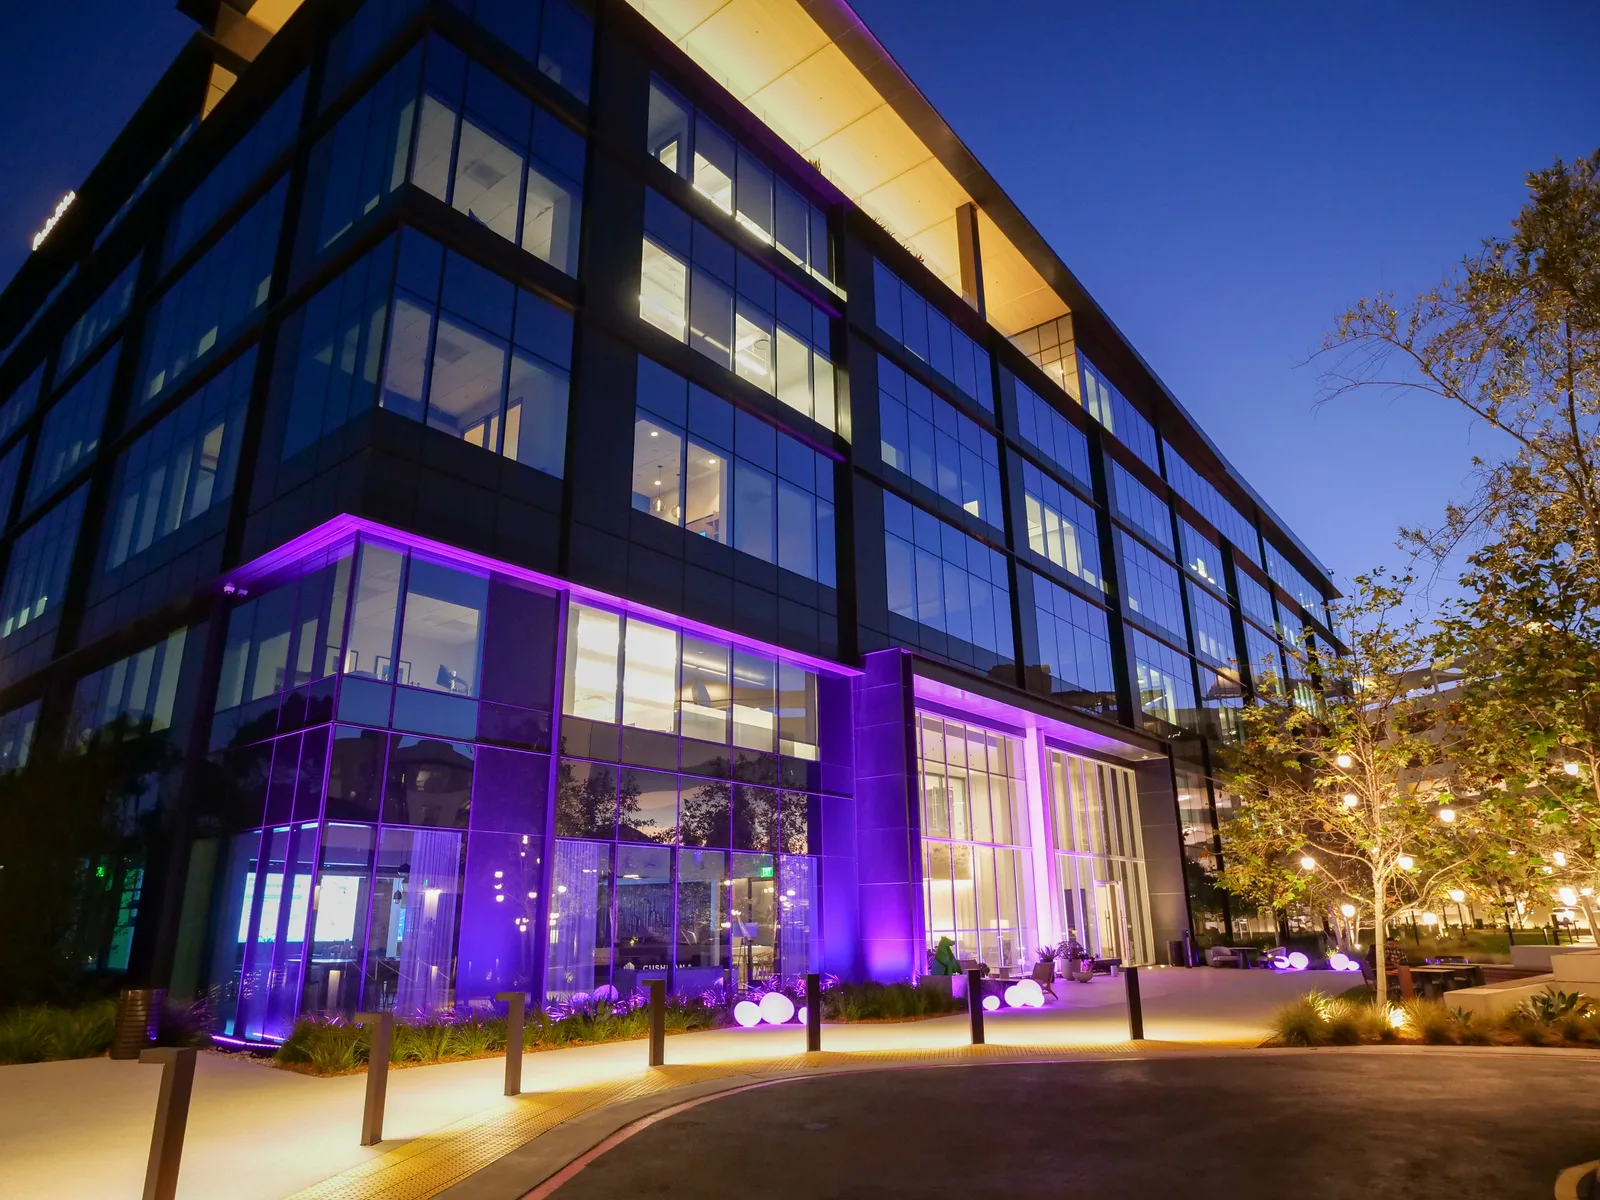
[1287,951,1309,970]
[758,991,796,1025]
[982,994,1001,1012]
[733,1001,762,1028]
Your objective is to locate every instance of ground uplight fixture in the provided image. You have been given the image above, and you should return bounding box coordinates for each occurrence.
[1397,855,1415,870]
[1300,855,1317,870]
[1336,754,1353,769]
[1565,762,1582,777]
[1388,1008,1406,1030]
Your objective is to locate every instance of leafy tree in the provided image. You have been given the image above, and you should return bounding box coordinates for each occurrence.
[1320,150,1600,561]
[1217,571,1468,987]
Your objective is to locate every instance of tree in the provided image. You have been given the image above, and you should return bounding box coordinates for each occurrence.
[1320,150,1600,562]
[1217,571,1468,990]
[1434,500,1600,935]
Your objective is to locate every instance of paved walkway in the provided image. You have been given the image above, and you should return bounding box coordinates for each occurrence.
[0,968,1315,1200]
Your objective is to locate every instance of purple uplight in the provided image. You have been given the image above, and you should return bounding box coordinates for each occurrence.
[226,515,860,679]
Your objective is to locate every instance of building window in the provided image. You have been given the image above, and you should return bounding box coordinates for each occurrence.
[1013,375,1091,486]
[1119,532,1186,644]
[67,629,188,746]
[25,344,118,512]
[1109,461,1174,554]
[632,358,835,586]
[277,238,395,461]
[139,177,287,409]
[380,232,572,477]
[1165,441,1259,564]
[0,365,43,446]
[646,76,834,289]
[1008,315,1079,400]
[1080,357,1158,471]
[1130,629,1196,734]
[1021,462,1100,589]
[55,255,141,387]
[0,486,87,640]
[1178,519,1226,592]
[873,260,992,412]
[1264,540,1325,618]
[1028,571,1116,715]
[0,441,23,533]
[447,0,594,103]
[884,492,1013,662]
[561,602,821,761]
[639,191,836,431]
[1049,749,1154,964]
[0,700,39,771]
[1186,579,1237,669]
[1236,568,1276,630]
[166,73,307,268]
[104,347,253,570]
[411,50,586,277]
[216,550,353,712]
[878,355,1002,528]
[1241,620,1282,693]
[917,713,1034,971]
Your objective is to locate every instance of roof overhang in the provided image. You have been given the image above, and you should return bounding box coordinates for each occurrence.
[628,0,1083,337]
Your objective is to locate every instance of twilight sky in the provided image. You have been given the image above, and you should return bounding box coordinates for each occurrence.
[1,1,1595,598]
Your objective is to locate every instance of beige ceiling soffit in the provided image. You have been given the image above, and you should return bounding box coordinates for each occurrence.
[629,0,1072,334]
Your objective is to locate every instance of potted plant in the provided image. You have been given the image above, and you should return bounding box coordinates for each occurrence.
[1059,933,1094,983]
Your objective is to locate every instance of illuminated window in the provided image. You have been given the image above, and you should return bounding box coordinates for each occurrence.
[622,620,678,734]
[563,604,620,722]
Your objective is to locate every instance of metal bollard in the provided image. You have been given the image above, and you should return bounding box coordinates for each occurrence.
[139,1047,196,1200]
[355,1012,394,1146]
[647,979,666,1067]
[966,968,985,1046]
[1125,965,1144,1040]
[496,992,528,1096]
[805,972,821,1052]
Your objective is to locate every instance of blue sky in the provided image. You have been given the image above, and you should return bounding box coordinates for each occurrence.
[1,1,1595,597]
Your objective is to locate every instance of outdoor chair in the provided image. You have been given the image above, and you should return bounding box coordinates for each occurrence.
[1029,960,1059,998]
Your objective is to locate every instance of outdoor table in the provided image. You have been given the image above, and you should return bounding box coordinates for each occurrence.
[1395,964,1484,999]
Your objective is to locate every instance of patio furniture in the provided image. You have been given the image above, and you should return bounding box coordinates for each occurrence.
[1089,957,1122,977]
[1029,960,1059,998]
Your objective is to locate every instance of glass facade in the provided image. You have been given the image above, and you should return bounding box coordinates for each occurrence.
[916,713,1034,971]
[1050,749,1153,964]
[0,0,1343,1005]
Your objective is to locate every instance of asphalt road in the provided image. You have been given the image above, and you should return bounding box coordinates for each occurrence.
[548,1052,1599,1199]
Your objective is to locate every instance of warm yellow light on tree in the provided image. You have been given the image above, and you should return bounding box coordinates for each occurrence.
[1565,761,1582,777]
[1397,855,1415,870]
[1448,889,1465,903]
[1560,887,1578,906]
[1340,903,1356,918]
[1437,807,1456,823]
[1553,850,1568,867]
[1342,794,1359,807]
[1299,855,1317,870]
[1336,754,1353,769]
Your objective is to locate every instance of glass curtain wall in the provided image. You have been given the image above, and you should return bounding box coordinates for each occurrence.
[1048,749,1154,964]
[916,712,1034,972]
[548,602,827,1002]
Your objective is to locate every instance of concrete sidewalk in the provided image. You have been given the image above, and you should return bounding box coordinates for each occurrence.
[0,967,1313,1200]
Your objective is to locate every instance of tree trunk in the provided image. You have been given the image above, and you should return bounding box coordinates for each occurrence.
[1372,876,1387,1006]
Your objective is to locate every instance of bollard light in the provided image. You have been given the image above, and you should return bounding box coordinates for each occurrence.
[139,1047,197,1200]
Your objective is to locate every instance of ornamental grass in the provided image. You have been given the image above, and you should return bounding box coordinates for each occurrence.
[1267,987,1600,1049]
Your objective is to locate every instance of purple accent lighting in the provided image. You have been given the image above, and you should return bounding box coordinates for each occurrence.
[913,674,1160,762]
[226,515,860,679]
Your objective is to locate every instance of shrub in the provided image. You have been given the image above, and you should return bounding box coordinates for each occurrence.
[1400,999,1457,1045]
[1520,987,1593,1023]
[0,1000,117,1064]
[1270,993,1327,1047]
[823,982,963,1022]
[1451,1008,1492,1046]
[1321,998,1363,1045]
